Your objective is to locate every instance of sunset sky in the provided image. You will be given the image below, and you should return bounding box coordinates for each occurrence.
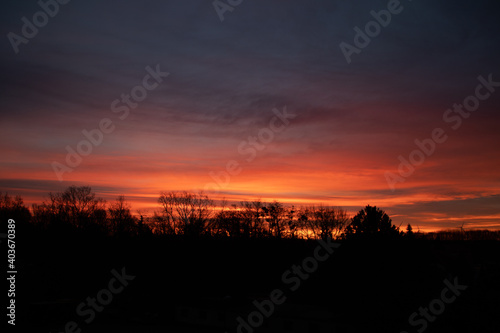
[1,0,499,231]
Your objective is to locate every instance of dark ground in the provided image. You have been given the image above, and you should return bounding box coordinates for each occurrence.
[7,230,500,333]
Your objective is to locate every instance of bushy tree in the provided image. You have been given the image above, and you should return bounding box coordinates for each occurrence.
[343,205,401,240]
[405,223,415,239]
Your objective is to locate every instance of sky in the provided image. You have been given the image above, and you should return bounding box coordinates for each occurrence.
[1,0,500,232]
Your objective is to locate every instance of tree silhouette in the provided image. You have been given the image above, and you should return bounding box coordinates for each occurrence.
[214,205,243,238]
[158,191,215,237]
[0,193,32,233]
[263,201,286,238]
[9,185,422,242]
[301,205,349,240]
[343,205,401,240]
[405,223,415,239]
[32,186,107,233]
[108,195,137,236]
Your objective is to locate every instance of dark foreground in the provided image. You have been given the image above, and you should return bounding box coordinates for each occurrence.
[8,231,500,333]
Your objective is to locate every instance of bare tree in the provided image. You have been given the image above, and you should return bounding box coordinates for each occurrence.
[158,191,215,236]
[286,205,298,238]
[214,205,241,238]
[299,205,349,240]
[263,201,287,238]
[157,191,177,234]
[108,196,136,235]
[33,186,106,231]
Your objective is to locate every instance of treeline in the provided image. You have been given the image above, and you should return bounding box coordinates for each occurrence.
[1,187,147,237]
[2,186,499,240]
[154,191,350,239]
[1,186,350,239]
